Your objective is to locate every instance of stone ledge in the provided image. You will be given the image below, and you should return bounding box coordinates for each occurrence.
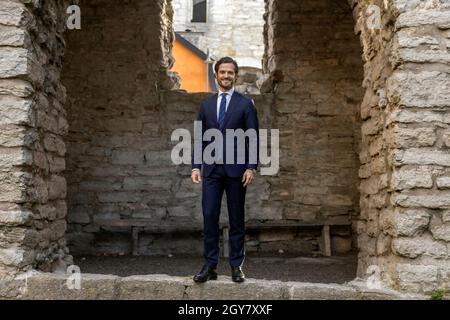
[0,271,424,300]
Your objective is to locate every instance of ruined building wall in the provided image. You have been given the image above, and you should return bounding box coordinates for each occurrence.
[349,0,399,290]
[63,1,352,254]
[342,0,450,292]
[62,0,180,254]
[0,0,71,276]
[262,0,450,294]
[262,0,364,252]
[359,0,450,292]
[62,0,358,256]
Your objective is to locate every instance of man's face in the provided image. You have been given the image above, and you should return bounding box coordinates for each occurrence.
[216,63,237,91]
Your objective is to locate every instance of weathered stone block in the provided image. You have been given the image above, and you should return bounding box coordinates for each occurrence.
[43,134,66,156]
[0,248,35,267]
[122,177,171,191]
[376,233,391,255]
[0,126,37,148]
[48,175,67,200]
[361,117,382,136]
[393,127,436,148]
[391,166,433,190]
[0,227,38,247]
[0,147,33,168]
[388,110,450,124]
[360,174,388,195]
[118,275,186,299]
[48,155,65,173]
[0,26,27,46]
[443,210,450,223]
[397,48,450,65]
[394,209,431,237]
[0,96,34,126]
[186,277,288,299]
[0,79,33,97]
[111,150,144,165]
[436,176,450,189]
[35,204,57,221]
[0,210,32,226]
[430,224,450,242]
[397,30,439,48]
[67,207,91,224]
[358,157,386,178]
[49,220,67,241]
[388,71,450,108]
[392,191,450,208]
[22,273,119,300]
[0,2,27,26]
[97,192,142,203]
[392,236,447,259]
[397,264,438,293]
[396,10,450,29]
[0,47,28,78]
[394,149,450,167]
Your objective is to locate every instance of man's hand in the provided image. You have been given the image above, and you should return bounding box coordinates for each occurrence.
[191,170,202,184]
[242,169,255,187]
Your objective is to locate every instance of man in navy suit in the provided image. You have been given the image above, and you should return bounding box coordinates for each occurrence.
[192,57,259,283]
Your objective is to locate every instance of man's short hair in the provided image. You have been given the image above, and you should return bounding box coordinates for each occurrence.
[214,57,239,75]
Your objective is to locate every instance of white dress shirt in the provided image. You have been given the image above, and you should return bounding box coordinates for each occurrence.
[216,87,235,121]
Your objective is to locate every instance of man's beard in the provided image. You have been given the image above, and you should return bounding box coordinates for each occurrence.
[219,78,233,90]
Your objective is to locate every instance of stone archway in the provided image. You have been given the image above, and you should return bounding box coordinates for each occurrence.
[1,0,450,296]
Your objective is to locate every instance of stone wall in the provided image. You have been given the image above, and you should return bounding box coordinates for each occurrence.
[262,0,450,293]
[61,0,179,254]
[344,0,450,293]
[262,0,364,250]
[63,85,278,255]
[172,0,265,69]
[62,0,358,257]
[379,0,450,293]
[0,0,72,277]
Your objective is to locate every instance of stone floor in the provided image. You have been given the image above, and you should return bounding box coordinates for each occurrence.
[74,252,358,283]
[1,252,425,299]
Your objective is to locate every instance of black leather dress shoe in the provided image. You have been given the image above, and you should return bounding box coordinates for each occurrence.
[193,265,218,283]
[231,266,245,283]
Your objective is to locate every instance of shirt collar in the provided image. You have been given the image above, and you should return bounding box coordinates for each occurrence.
[218,87,234,97]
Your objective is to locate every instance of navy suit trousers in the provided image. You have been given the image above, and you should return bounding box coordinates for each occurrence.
[202,164,246,268]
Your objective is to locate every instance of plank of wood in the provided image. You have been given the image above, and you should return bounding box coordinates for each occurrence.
[322,225,332,257]
[132,227,141,256]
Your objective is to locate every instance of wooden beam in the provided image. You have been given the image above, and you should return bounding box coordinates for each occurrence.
[322,225,331,257]
[132,227,141,256]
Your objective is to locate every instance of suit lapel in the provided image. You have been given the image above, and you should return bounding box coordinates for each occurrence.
[207,93,219,129]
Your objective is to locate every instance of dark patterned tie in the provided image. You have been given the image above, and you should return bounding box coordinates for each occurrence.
[218,93,227,129]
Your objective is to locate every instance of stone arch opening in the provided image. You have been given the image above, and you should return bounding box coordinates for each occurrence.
[256,0,366,277]
[62,0,182,256]
[60,0,364,279]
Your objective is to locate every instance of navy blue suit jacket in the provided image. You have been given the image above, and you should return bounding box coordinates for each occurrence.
[192,90,259,178]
